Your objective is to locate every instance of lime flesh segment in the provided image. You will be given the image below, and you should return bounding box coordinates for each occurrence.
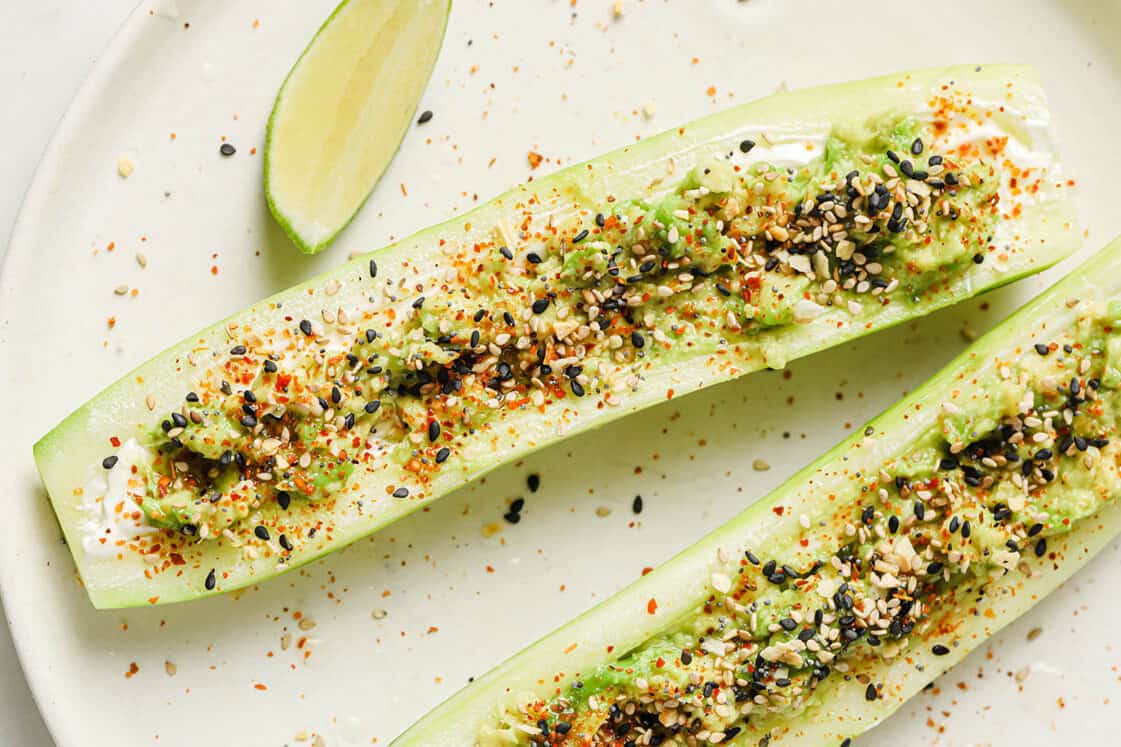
[265,0,450,254]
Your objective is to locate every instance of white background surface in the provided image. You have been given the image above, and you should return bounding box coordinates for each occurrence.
[1,5,135,745]
[4,2,1121,746]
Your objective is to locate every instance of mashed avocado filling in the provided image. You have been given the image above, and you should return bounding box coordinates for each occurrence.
[493,307,1121,746]
[136,113,998,544]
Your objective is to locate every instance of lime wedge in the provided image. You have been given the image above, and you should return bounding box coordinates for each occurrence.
[265,0,450,254]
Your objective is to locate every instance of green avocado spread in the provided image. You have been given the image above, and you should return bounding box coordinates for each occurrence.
[487,303,1121,745]
[110,105,1009,570]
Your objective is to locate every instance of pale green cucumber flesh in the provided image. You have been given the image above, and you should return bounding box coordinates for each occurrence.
[393,241,1121,747]
[34,64,1077,610]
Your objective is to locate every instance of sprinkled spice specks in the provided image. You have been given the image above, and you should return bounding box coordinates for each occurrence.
[496,305,1121,742]
[91,74,1060,633]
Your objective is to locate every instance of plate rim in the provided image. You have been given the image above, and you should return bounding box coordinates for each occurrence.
[0,1,153,744]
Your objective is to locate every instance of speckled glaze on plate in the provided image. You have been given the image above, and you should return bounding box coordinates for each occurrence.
[3,1,1121,744]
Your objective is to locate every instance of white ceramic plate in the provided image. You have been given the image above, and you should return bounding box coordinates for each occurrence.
[4,1,1121,744]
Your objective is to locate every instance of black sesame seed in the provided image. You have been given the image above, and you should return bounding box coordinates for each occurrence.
[911,138,924,156]
[573,229,589,243]
[392,487,409,498]
[972,253,984,264]
[527,252,542,264]
[365,400,381,414]
[503,511,521,524]
[527,474,541,493]
[886,150,900,163]
[220,143,236,156]
[412,296,425,310]
[887,515,900,534]
[254,525,270,541]
[1028,522,1044,537]
[279,534,293,552]
[632,495,643,514]
[779,618,797,631]
[499,246,513,260]
[503,311,515,326]
[230,344,247,355]
[240,414,257,428]
[865,683,878,701]
[299,319,313,336]
[739,139,755,153]
[102,455,119,469]
[369,259,378,278]
[204,569,216,590]
[185,391,200,402]
[961,520,972,538]
[932,644,950,656]
[570,380,585,397]
[927,561,944,575]
[531,298,550,314]
[913,500,926,521]
[417,109,434,125]
[1034,343,1050,356]
[277,491,291,510]
[1034,538,1047,557]
[428,420,441,442]
[435,447,451,464]
[631,331,645,349]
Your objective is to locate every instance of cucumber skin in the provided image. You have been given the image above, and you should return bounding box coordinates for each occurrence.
[393,241,1121,746]
[34,64,1077,610]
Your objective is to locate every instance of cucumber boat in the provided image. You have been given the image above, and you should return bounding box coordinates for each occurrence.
[34,65,1077,609]
[392,238,1121,746]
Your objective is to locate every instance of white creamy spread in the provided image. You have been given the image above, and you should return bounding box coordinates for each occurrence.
[81,438,157,558]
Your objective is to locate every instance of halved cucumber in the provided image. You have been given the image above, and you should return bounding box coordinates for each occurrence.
[265,0,451,254]
[391,239,1121,746]
[35,65,1077,609]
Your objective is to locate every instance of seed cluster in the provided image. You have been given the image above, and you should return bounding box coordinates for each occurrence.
[119,111,997,587]
[505,318,1117,745]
